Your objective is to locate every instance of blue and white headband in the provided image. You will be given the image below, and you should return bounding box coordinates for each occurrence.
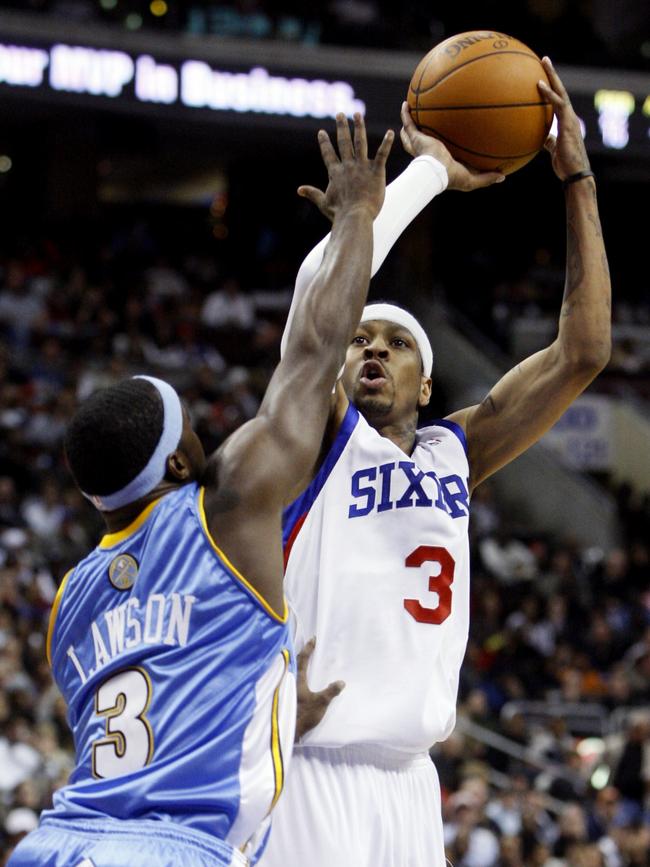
[361,303,433,376]
[82,375,184,512]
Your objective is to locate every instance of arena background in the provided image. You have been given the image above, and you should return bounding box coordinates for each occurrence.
[0,1,649,864]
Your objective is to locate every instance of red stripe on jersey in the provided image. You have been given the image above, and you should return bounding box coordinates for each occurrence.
[283,512,308,571]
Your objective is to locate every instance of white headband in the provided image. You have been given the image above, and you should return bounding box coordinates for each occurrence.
[82,376,184,512]
[361,303,433,376]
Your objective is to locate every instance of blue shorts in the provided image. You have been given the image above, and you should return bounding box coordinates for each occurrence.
[7,816,249,867]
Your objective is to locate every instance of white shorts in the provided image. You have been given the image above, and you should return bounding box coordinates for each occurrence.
[261,743,446,867]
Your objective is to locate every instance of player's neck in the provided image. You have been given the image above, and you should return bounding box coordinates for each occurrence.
[101,481,185,533]
[373,419,418,455]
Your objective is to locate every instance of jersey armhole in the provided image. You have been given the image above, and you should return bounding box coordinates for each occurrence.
[197,486,288,624]
[283,402,359,552]
[46,568,74,666]
[430,418,468,455]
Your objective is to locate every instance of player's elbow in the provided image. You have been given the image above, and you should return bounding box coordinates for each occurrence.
[564,338,611,379]
[288,307,337,361]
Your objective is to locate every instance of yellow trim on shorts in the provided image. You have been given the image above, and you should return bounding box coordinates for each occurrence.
[99,498,162,549]
[197,486,288,623]
[46,569,73,666]
[269,648,290,812]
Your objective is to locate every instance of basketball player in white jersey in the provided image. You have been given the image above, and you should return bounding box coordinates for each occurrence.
[262,58,611,867]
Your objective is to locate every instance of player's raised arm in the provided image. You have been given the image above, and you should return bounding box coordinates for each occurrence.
[279,105,504,364]
[447,57,611,492]
[259,113,392,467]
[202,114,392,609]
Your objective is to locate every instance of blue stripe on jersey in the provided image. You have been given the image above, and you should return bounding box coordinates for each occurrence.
[430,418,468,455]
[283,402,359,548]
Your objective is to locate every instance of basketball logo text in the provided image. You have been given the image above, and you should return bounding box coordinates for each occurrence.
[444,32,510,58]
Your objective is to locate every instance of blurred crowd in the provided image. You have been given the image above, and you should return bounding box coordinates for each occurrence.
[449,244,650,403]
[0,221,649,865]
[1,0,649,861]
[436,478,650,866]
[1,0,648,70]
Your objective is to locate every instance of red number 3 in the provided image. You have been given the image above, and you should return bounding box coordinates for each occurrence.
[403,545,455,625]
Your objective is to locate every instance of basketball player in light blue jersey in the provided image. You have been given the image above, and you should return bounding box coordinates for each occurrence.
[8,114,394,867]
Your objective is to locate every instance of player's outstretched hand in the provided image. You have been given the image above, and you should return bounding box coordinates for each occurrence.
[298,113,393,223]
[400,101,505,191]
[295,637,345,741]
[537,57,591,181]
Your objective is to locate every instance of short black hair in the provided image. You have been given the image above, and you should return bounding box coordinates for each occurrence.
[64,378,163,496]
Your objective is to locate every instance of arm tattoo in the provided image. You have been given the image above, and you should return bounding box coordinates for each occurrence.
[561,221,584,317]
[394,420,418,455]
[601,252,611,283]
[481,393,497,414]
[587,212,603,239]
[566,221,585,297]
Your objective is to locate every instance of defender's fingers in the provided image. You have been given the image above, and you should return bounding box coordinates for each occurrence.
[374,129,394,167]
[322,680,345,699]
[316,130,339,168]
[353,113,368,161]
[297,186,326,211]
[299,636,317,657]
[335,112,354,161]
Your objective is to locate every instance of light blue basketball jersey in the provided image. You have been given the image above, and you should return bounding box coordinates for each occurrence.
[41,483,296,862]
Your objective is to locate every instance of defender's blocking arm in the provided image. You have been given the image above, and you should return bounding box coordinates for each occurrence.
[249,114,393,488]
[203,114,393,612]
[447,57,611,492]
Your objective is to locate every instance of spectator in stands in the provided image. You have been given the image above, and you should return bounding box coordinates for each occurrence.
[201,276,256,331]
[0,478,21,529]
[611,714,650,809]
[495,833,525,867]
[552,802,590,858]
[21,480,65,543]
[0,261,46,350]
[444,786,500,867]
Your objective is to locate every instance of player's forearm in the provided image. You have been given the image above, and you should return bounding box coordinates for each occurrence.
[286,207,374,371]
[557,178,611,372]
[281,156,448,356]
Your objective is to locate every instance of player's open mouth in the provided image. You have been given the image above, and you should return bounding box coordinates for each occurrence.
[360,360,388,389]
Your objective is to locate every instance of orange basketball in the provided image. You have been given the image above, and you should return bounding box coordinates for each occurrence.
[407,31,554,175]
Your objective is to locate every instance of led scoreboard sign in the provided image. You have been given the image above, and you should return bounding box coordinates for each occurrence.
[0,41,365,119]
[0,37,649,159]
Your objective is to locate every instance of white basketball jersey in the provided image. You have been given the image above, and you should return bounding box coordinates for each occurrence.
[282,403,471,753]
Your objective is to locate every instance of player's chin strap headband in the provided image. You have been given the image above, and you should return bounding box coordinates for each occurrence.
[81,375,184,512]
[360,303,434,377]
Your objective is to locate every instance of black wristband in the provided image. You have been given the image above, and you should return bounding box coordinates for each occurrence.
[562,169,595,189]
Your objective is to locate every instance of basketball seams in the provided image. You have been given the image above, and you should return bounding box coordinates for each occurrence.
[414,102,552,111]
[409,50,544,97]
[412,47,437,129]
[416,123,540,160]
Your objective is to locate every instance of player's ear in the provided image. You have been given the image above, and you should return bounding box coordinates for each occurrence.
[166,450,192,481]
[418,376,432,408]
